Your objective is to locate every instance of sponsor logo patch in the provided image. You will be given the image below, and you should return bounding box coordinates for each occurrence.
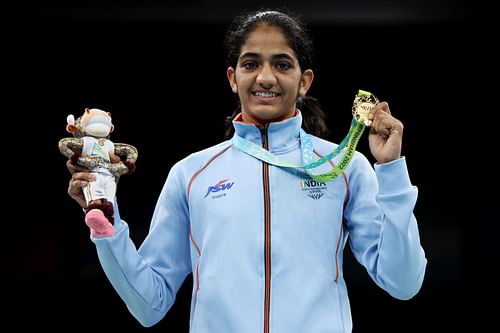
[204,179,235,198]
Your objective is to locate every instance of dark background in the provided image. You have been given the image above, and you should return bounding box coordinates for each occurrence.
[4,1,498,331]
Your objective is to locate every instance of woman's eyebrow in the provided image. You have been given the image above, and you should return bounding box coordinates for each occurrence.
[239,52,295,61]
[239,52,260,59]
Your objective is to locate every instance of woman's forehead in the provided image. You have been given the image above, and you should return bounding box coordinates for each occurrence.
[240,25,296,58]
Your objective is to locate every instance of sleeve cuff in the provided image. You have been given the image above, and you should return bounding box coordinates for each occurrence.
[374,157,413,193]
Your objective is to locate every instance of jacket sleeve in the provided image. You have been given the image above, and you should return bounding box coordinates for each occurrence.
[344,156,427,300]
[91,162,192,326]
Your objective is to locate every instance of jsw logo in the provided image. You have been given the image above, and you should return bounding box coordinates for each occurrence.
[204,179,235,198]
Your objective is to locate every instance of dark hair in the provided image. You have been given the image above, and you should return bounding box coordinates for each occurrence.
[223,9,329,139]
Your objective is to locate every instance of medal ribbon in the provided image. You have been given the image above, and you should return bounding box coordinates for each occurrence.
[232,117,366,182]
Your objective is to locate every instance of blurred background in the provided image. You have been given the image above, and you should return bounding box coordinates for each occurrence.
[4,1,498,331]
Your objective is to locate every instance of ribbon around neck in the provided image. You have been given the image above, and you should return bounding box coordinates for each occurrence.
[232,117,366,182]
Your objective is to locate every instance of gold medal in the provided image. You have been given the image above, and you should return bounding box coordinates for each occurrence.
[352,89,379,127]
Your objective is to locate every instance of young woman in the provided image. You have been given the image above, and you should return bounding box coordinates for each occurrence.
[68,9,427,333]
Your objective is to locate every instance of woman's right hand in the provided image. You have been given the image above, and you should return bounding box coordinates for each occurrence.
[66,160,95,209]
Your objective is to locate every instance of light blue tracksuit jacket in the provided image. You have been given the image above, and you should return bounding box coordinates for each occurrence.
[92,112,427,332]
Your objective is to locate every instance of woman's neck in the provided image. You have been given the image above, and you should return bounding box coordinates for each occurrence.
[239,110,298,127]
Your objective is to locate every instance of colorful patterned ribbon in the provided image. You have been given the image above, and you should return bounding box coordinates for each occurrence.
[233,117,366,182]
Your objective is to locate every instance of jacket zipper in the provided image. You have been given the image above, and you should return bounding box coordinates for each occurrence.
[260,125,271,333]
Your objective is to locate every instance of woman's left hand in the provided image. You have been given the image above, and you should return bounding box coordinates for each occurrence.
[368,102,404,164]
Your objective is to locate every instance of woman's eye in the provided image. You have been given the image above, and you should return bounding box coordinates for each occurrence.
[276,62,291,70]
[243,62,257,70]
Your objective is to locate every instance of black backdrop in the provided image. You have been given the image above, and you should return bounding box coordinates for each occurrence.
[4,1,498,332]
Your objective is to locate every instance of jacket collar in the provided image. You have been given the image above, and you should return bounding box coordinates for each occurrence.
[232,111,302,153]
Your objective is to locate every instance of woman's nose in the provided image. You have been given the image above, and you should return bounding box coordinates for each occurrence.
[256,63,277,86]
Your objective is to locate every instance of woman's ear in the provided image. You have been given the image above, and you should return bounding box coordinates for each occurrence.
[227,67,238,93]
[299,69,314,97]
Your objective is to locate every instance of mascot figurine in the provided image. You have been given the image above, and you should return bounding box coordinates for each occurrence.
[59,108,138,237]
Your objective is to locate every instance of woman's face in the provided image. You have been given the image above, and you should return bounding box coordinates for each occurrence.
[227,24,313,126]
